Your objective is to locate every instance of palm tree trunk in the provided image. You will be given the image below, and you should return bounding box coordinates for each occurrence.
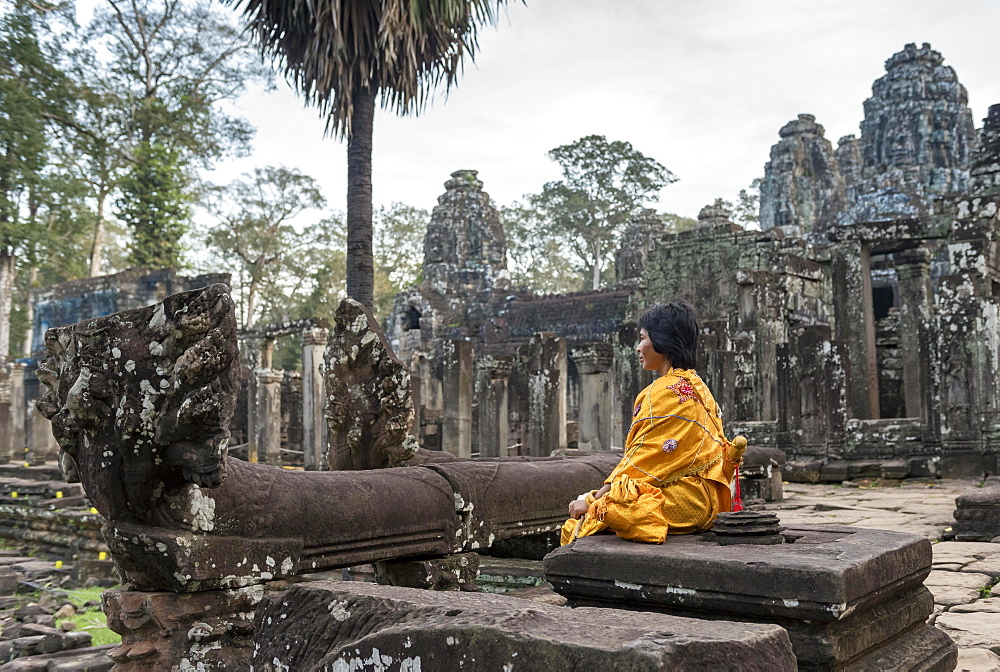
[346,85,375,308]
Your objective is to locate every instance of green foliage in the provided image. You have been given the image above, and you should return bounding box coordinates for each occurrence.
[501,201,584,294]
[117,142,190,269]
[0,1,93,356]
[204,166,327,327]
[529,135,676,290]
[733,177,762,230]
[86,0,266,161]
[84,0,270,272]
[285,214,349,324]
[0,2,73,250]
[372,202,427,316]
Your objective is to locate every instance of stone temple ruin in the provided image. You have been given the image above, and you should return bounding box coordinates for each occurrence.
[32,283,961,670]
[385,43,1000,484]
[0,41,994,670]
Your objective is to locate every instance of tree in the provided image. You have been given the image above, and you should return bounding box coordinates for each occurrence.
[204,166,326,327]
[86,0,270,270]
[530,135,676,291]
[54,48,133,277]
[528,135,677,290]
[0,1,76,357]
[116,142,190,269]
[502,202,585,294]
[230,0,512,308]
[733,177,763,230]
[372,202,426,316]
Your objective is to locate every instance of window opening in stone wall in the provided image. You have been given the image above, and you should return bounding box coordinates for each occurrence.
[404,306,422,331]
[871,286,895,321]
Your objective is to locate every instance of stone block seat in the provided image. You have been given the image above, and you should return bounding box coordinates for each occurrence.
[543,524,958,670]
[252,581,797,671]
[951,485,1000,542]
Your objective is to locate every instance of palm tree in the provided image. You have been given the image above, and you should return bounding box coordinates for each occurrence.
[229,0,511,308]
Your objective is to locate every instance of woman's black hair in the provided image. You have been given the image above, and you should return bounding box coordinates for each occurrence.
[638,301,699,370]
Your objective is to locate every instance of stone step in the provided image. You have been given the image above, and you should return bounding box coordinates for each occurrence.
[251,580,798,670]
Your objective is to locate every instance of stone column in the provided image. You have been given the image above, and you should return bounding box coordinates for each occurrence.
[527,332,567,456]
[0,360,11,464]
[832,242,879,419]
[10,363,25,462]
[26,407,58,465]
[241,337,265,466]
[442,340,473,459]
[301,327,328,471]
[477,356,512,458]
[573,343,614,451]
[895,248,936,430]
[254,369,284,465]
[410,370,423,438]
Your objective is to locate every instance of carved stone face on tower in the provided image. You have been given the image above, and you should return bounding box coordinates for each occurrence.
[859,42,977,191]
[421,169,510,296]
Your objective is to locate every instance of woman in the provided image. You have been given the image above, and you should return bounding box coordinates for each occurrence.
[561,301,745,545]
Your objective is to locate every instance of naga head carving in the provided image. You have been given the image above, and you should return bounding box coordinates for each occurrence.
[35,284,240,522]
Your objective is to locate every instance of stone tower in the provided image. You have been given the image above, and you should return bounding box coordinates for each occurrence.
[422,170,508,296]
[859,42,977,195]
[759,114,847,240]
[761,44,979,234]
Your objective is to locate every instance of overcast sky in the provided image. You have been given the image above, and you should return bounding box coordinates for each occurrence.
[96,1,1000,221]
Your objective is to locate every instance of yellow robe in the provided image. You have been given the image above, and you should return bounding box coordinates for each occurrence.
[560,368,742,545]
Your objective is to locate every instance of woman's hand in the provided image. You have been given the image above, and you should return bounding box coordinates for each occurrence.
[568,499,589,520]
[568,484,612,520]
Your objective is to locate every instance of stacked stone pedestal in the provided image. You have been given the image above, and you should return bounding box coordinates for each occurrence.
[951,486,1000,542]
[739,446,786,503]
[544,525,957,670]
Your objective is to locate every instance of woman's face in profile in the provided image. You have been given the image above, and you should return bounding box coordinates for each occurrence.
[637,328,667,371]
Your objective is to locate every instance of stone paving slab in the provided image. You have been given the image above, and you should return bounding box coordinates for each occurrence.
[956,648,1000,672]
[951,598,1000,613]
[935,612,1000,655]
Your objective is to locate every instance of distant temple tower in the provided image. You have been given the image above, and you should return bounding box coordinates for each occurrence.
[760,114,847,240]
[760,43,979,236]
[859,42,977,195]
[422,169,508,296]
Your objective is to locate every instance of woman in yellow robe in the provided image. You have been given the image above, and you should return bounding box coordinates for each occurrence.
[561,301,744,545]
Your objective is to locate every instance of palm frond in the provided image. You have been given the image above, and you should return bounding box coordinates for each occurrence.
[227,0,512,137]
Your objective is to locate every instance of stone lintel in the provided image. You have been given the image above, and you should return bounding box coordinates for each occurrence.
[301,327,329,347]
[571,342,614,374]
[479,354,513,379]
[255,368,284,386]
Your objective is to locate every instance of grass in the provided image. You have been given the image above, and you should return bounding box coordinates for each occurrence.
[60,586,120,647]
